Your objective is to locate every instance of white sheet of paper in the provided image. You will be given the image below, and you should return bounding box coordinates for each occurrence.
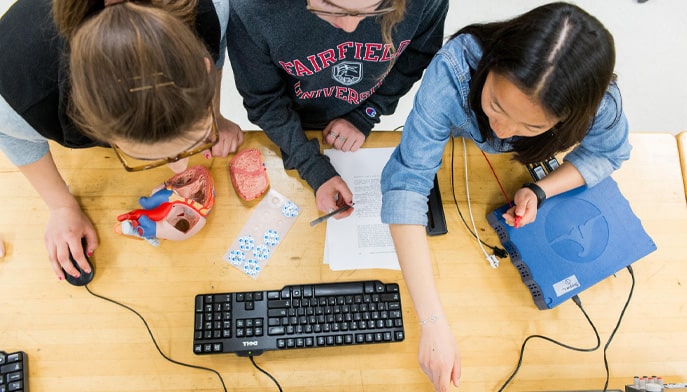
[323,147,399,270]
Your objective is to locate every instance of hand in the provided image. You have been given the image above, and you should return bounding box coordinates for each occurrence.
[315,176,354,218]
[168,115,243,173]
[502,187,539,227]
[44,204,98,281]
[212,114,244,157]
[418,320,462,391]
[322,118,365,152]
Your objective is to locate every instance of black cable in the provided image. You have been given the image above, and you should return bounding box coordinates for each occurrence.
[249,355,283,391]
[497,294,601,391]
[84,285,228,392]
[498,266,636,391]
[449,136,508,258]
[602,265,635,392]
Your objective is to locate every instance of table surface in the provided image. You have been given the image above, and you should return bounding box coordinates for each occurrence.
[678,131,687,201]
[0,131,685,392]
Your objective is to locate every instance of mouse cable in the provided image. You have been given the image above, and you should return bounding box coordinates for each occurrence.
[84,285,228,392]
[497,265,636,391]
[249,355,283,391]
[449,136,508,259]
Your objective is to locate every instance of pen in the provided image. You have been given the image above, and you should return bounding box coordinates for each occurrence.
[309,204,353,227]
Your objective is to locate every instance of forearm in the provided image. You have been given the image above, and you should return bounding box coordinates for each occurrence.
[535,161,585,198]
[18,151,79,210]
[389,224,444,322]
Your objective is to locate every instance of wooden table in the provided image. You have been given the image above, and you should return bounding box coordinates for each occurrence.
[678,131,687,201]
[0,131,685,391]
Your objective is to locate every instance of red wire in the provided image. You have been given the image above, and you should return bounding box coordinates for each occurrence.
[480,150,514,207]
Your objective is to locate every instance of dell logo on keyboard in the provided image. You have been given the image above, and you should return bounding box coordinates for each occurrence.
[242,341,259,347]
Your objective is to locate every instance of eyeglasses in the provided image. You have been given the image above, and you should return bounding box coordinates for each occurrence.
[306,0,395,17]
[111,110,219,172]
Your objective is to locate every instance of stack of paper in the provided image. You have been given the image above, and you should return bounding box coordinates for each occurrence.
[323,147,400,271]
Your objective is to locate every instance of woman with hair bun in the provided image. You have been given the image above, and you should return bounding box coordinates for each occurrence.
[0,0,242,280]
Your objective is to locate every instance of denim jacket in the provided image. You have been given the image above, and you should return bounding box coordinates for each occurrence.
[380,34,631,226]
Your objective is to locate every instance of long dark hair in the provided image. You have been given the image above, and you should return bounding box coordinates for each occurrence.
[452,2,617,163]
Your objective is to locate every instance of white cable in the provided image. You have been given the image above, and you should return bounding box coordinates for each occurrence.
[462,138,499,268]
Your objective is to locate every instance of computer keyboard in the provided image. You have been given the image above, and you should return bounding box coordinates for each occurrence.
[193,280,405,356]
[0,350,28,392]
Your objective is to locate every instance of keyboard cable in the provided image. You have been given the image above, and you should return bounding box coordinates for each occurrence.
[84,285,285,391]
[250,355,283,391]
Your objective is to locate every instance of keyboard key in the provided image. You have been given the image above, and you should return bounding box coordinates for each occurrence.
[314,282,364,297]
[267,300,291,309]
[268,326,285,335]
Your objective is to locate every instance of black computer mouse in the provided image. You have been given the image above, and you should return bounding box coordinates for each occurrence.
[63,240,94,286]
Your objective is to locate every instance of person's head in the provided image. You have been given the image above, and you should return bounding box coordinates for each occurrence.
[53,0,217,171]
[455,2,617,163]
[306,0,406,52]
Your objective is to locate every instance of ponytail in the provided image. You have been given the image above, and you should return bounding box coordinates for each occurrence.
[52,0,97,38]
[52,0,198,38]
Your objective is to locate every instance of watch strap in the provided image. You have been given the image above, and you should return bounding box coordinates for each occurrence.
[522,182,546,209]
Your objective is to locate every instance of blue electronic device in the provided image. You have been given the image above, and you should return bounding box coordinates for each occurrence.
[487,177,657,310]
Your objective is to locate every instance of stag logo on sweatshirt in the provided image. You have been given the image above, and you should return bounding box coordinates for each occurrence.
[332,61,362,86]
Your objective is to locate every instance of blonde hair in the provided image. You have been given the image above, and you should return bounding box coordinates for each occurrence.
[379,0,406,55]
[53,0,215,144]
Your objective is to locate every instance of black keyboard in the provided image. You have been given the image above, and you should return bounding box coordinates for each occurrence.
[0,351,28,392]
[193,280,405,356]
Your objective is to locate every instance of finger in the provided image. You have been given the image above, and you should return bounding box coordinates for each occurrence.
[46,243,65,280]
[68,236,91,273]
[341,137,354,152]
[328,132,340,146]
[334,205,354,219]
[436,369,452,392]
[514,203,527,218]
[349,137,363,152]
[234,130,245,150]
[211,138,230,158]
[335,135,350,150]
[322,123,333,139]
[222,131,243,155]
[212,128,239,157]
[451,365,461,388]
[56,241,80,278]
[332,179,353,204]
[83,234,99,271]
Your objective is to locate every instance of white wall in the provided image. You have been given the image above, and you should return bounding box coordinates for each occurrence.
[2,0,685,133]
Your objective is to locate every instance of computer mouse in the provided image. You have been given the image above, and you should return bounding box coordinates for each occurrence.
[63,240,94,286]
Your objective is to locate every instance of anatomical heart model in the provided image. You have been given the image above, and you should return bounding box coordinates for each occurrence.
[114,166,215,246]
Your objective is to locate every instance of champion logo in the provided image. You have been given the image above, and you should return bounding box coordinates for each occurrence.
[365,107,377,118]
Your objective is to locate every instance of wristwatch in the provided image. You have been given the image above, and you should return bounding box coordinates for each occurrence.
[522,182,546,209]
